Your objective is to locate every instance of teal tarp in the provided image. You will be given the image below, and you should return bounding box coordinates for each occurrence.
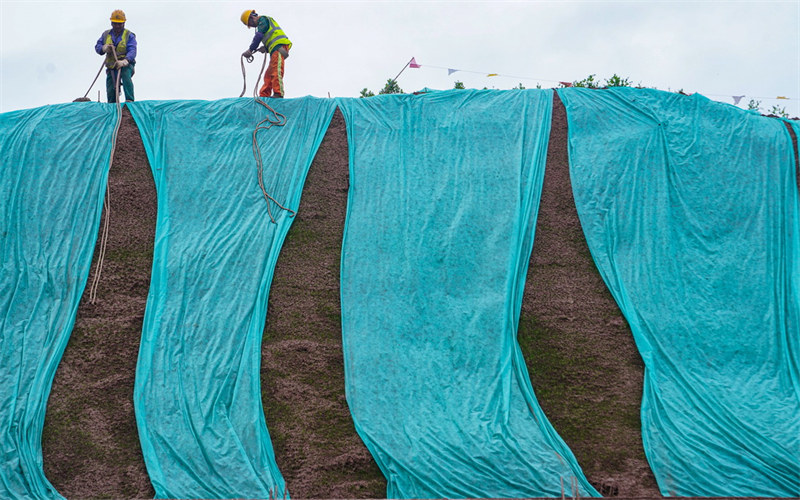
[558,87,800,497]
[1,103,118,499]
[128,97,336,499]
[336,89,599,499]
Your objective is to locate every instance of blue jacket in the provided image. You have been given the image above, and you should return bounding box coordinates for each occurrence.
[95,29,137,63]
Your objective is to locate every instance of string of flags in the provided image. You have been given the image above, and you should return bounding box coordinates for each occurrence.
[728,94,790,104]
[398,57,796,105]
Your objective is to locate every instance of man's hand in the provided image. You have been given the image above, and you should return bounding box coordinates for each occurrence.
[256,46,267,53]
[103,44,114,54]
[115,59,129,68]
[242,49,253,59]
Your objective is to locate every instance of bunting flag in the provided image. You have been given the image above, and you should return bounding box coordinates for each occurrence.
[397,57,794,105]
[729,95,794,105]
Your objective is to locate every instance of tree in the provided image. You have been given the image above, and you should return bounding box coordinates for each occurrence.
[604,74,631,88]
[358,79,404,97]
[564,74,632,89]
[572,74,599,88]
[747,99,761,111]
[378,79,404,95]
[453,80,465,90]
[768,104,789,118]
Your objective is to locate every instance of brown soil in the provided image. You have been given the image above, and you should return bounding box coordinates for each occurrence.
[43,95,662,498]
[43,107,156,499]
[520,93,659,497]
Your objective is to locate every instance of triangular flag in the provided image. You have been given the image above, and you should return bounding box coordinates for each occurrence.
[732,95,745,105]
[560,81,573,88]
[487,73,498,77]
[409,57,421,68]
[448,68,458,75]
[777,96,788,99]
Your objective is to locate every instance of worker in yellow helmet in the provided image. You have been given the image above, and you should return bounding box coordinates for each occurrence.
[241,10,291,98]
[94,9,137,102]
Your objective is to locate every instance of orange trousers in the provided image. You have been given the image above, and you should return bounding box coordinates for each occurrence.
[259,46,288,97]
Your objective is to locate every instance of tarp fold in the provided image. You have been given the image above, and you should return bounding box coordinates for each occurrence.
[128,97,336,499]
[558,87,800,497]
[1,102,118,499]
[336,89,598,499]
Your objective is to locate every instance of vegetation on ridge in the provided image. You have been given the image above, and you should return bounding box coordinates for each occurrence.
[358,73,791,118]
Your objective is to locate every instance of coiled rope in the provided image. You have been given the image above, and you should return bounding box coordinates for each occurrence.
[88,50,124,304]
[240,50,291,224]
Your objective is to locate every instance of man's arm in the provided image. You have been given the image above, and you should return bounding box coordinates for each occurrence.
[125,32,137,62]
[248,31,264,52]
[95,32,107,55]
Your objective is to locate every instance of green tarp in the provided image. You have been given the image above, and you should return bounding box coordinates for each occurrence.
[5,89,798,499]
[1,103,118,499]
[559,87,800,497]
[337,89,599,498]
[128,97,336,499]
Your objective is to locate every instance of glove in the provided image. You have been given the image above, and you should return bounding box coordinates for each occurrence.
[115,59,129,68]
[256,46,267,53]
[103,43,114,54]
[242,49,253,59]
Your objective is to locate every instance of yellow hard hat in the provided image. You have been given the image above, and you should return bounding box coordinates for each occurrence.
[240,10,255,26]
[110,9,126,23]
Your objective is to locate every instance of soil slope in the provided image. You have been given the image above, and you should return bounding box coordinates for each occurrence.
[43,94,663,498]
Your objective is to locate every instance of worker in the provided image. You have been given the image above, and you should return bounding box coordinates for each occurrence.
[241,10,292,98]
[95,9,137,103]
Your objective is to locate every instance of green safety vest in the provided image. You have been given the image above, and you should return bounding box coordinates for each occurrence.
[104,29,130,69]
[258,16,292,54]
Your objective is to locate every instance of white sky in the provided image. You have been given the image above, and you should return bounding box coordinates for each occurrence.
[1,0,799,116]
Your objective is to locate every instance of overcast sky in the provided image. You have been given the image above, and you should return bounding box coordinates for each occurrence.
[1,0,798,116]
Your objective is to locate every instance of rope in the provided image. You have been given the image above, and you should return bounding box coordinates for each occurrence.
[240,50,291,224]
[88,49,124,304]
[239,51,267,98]
[251,100,289,223]
[89,181,111,304]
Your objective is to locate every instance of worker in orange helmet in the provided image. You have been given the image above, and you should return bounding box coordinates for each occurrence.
[95,9,137,102]
[241,10,291,98]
